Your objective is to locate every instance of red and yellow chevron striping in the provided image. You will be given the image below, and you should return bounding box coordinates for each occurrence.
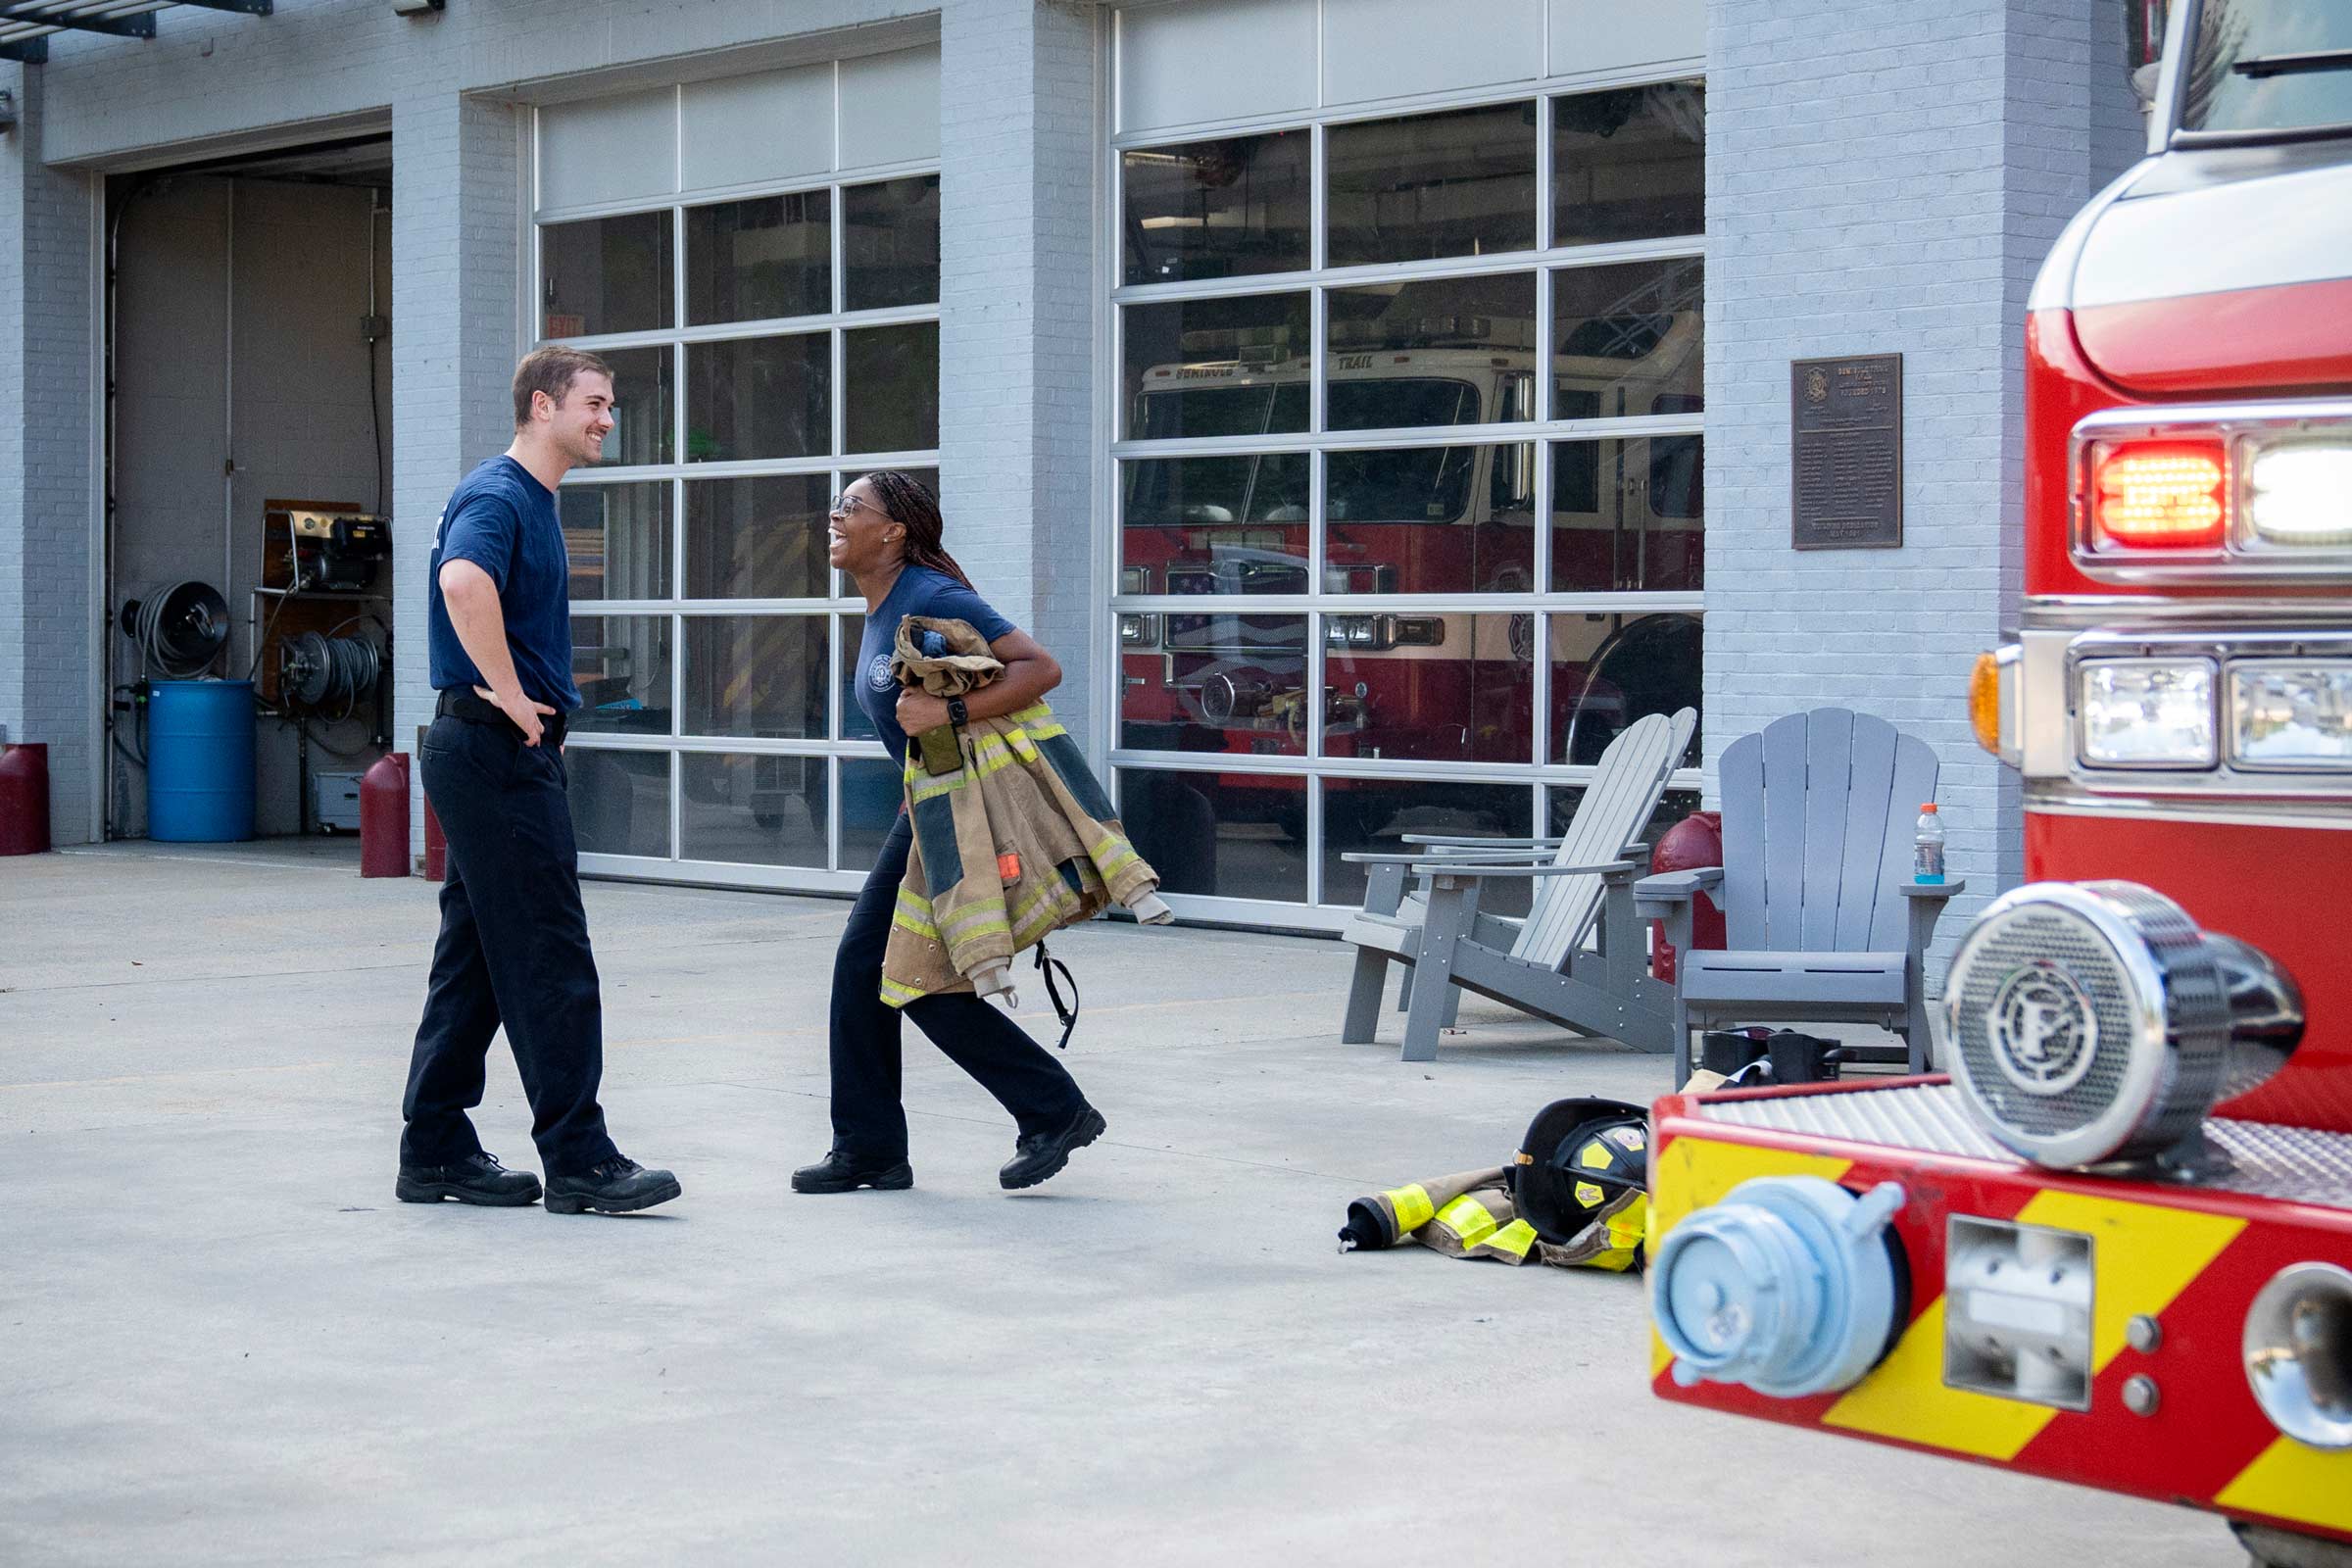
[1650,1098,2352,1544]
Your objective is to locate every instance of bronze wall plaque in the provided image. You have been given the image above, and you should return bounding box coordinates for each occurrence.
[1790,353,1902,550]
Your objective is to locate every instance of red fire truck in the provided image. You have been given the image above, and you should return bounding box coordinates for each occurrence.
[1645,5,2352,1562]
[1118,280,1701,835]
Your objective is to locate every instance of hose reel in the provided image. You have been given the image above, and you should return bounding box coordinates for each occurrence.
[277,630,381,717]
[122,581,229,678]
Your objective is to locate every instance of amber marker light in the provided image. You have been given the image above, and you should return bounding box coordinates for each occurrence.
[2092,440,2228,548]
[1968,645,2019,764]
[1969,652,2002,756]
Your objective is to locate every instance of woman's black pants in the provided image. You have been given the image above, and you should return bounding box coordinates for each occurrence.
[829,813,1085,1159]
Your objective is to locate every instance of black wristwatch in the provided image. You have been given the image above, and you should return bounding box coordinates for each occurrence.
[947,696,969,728]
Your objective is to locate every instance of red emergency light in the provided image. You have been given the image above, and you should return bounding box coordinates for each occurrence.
[2090,438,2228,549]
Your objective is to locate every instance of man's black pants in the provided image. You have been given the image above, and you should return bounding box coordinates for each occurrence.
[830,813,1086,1159]
[402,709,620,1178]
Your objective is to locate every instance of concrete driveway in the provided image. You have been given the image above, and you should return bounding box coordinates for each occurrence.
[0,843,2235,1566]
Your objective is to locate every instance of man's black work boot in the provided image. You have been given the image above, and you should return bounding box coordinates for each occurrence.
[396,1152,544,1207]
[792,1150,914,1194]
[544,1156,682,1215]
[1000,1103,1106,1191]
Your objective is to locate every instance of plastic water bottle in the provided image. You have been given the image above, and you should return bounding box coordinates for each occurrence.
[1913,803,1945,884]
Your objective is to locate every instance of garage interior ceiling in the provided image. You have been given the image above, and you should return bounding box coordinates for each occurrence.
[0,1,271,64]
[158,134,393,190]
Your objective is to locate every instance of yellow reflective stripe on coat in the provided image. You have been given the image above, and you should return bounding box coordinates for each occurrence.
[878,973,926,1009]
[1486,1219,1539,1260]
[1007,874,1079,926]
[1585,1199,1647,1273]
[1091,842,1143,882]
[1009,883,1084,948]
[892,889,939,940]
[1386,1184,1436,1234]
[936,906,1011,947]
[906,763,970,804]
[959,730,1033,782]
[904,737,1031,802]
[1005,702,1059,732]
[1435,1193,1498,1250]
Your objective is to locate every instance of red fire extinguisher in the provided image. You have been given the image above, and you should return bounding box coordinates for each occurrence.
[0,741,50,857]
[360,753,410,878]
[1649,809,1726,984]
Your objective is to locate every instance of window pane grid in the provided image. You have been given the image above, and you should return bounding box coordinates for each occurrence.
[542,164,938,870]
[540,301,949,354]
[1109,74,1704,914]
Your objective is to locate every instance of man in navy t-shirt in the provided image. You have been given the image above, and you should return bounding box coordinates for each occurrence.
[397,346,679,1216]
[425,460,580,717]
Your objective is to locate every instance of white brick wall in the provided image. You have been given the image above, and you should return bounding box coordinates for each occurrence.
[939,0,1103,753]
[0,65,97,845]
[1704,0,2139,976]
[0,67,27,753]
[389,90,525,840]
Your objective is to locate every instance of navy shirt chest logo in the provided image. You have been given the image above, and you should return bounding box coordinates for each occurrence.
[865,653,897,693]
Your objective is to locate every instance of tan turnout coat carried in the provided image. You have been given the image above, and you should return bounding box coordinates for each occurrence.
[879,616,1171,1009]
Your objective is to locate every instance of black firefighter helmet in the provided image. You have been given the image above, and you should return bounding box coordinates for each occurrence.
[1509,1097,1649,1245]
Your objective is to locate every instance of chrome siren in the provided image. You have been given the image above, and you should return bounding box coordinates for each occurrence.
[1940,882,2302,1169]
[2244,1261,2352,1451]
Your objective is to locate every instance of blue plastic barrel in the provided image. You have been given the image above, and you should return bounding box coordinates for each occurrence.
[147,680,256,842]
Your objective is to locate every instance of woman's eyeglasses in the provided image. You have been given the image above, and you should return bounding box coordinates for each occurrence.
[828,494,879,519]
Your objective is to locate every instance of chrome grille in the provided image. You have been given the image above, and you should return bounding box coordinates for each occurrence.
[1943,881,2230,1165]
[1950,905,2138,1139]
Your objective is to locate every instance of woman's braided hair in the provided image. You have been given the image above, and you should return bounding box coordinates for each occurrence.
[861,470,973,589]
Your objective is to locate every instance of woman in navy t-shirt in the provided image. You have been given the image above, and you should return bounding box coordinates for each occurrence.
[793,471,1108,1195]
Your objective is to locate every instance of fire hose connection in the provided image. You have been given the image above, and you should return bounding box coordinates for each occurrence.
[1653,1176,1910,1398]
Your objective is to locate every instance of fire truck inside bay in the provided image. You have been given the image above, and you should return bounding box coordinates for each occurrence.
[1118,265,1702,840]
[1645,4,2352,1563]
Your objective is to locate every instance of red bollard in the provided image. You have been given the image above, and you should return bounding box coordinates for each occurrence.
[360,752,411,878]
[0,742,50,856]
[421,785,447,882]
[1649,809,1726,983]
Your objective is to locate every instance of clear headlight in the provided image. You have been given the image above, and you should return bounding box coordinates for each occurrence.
[2078,659,2216,768]
[2232,662,2352,767]
[2247,444,2352,546]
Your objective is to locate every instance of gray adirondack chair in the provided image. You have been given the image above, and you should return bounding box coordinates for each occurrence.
[1339,708,1696,1062]
[1633,708,1966,1082]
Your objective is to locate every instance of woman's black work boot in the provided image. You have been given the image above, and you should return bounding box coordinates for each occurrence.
[792,1149,915,1193]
